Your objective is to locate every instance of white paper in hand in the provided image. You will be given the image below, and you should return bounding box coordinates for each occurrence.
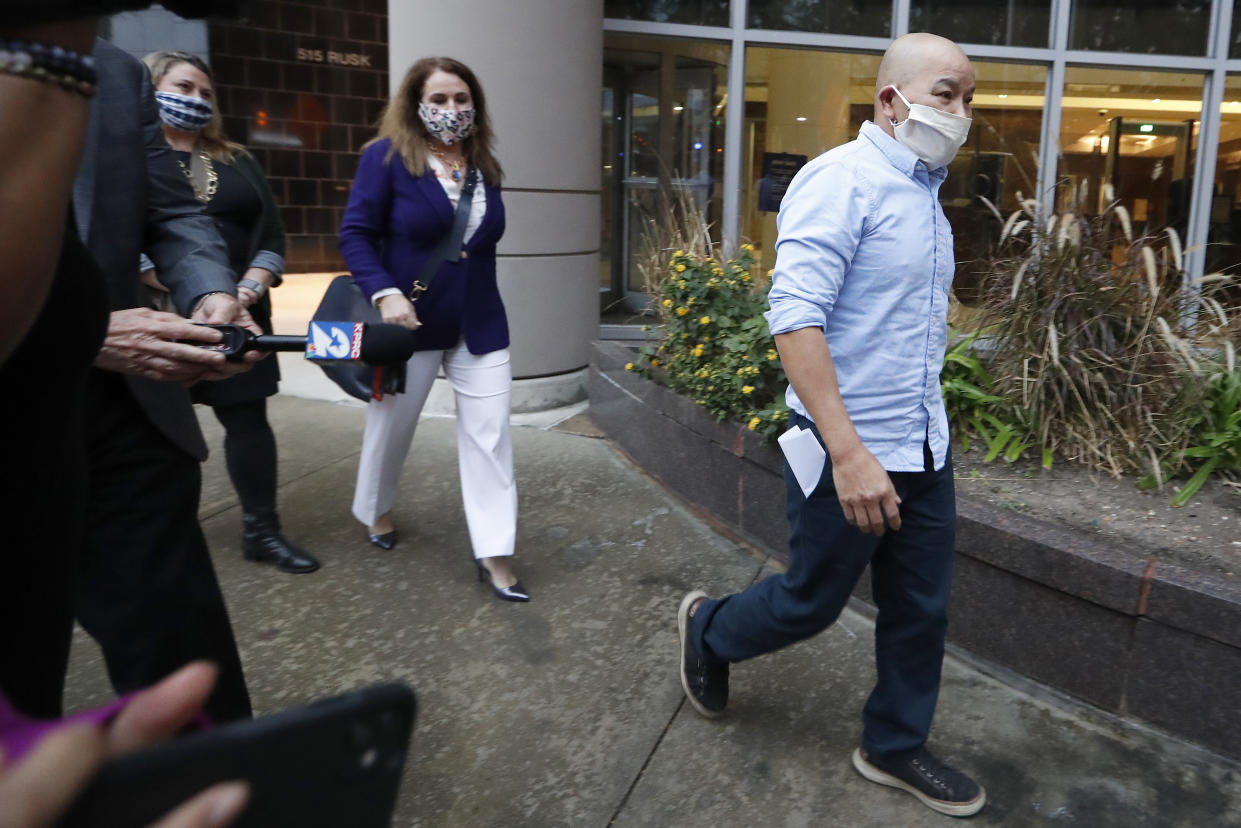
[778,425,826,498]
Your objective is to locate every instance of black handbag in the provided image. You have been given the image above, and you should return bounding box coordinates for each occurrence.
[312,167,479,402]
[310,276,404,401]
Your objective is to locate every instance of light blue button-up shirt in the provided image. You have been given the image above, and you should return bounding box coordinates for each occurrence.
[764,121,954,472]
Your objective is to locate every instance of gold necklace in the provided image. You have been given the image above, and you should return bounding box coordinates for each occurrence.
[176,151,219,203]
[431,148,466,181]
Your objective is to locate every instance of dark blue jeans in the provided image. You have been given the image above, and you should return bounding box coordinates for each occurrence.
[692,412,956,758]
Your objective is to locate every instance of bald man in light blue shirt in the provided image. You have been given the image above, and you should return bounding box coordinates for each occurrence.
[678,33,987,818]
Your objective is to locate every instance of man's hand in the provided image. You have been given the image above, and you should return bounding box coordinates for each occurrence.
[831,444,902,535]
[94,308,251,384]
[377,294,421,330]
[0,662,249,828]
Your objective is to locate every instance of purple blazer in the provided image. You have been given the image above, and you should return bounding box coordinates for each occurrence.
[339,138,509,354]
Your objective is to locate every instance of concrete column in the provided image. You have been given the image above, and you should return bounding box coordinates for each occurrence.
[388,0,603,405]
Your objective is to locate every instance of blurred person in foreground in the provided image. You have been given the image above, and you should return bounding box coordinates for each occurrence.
[677,33,986,818]
[142,49,318,574]
[339,57,528,602]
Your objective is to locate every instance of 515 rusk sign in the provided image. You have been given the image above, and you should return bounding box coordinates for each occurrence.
[296,47,372,67]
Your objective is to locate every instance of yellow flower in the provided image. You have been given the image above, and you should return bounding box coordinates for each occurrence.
[662,298,673,308]
[677,280,687,289]
[741,243,755,252]
[748,416,761,430]
[767,349,778,361]
[726,280,736,287]
[699,316,711,325]
[767,269,775,278]
[687,297,695,305]
[625,362,634,371]
[741,273,752,283]
[675,264,687,272]
[703,335,711,341]
[650,358,659,367]
[676,306,689,316]
[681,332,689,339]
[707,278,718,287]
[742,385,754,395]
[674,249,685,257]
[692,346,704,357]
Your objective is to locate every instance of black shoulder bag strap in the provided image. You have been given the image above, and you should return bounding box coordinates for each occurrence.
[407,169,479,302]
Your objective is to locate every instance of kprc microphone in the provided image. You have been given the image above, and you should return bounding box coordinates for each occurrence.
[197,322,416,365]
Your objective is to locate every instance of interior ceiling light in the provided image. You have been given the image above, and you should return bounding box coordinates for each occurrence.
[796,116,807,121]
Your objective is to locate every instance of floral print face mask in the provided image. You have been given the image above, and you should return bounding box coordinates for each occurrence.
[418,102,476,145]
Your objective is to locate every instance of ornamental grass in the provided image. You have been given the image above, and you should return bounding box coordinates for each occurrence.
[953,185,1241,504]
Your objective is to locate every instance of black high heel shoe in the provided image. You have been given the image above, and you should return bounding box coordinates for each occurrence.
[475,560,530,602]
[367,529,398,550]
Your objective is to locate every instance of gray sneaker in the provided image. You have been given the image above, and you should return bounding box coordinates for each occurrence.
[852,746,986,817]
[677,591,728,718]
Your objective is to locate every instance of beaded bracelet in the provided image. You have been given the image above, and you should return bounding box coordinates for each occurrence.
[0,39,98,99]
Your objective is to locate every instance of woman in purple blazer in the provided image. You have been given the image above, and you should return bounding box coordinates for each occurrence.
[339,57,527,602]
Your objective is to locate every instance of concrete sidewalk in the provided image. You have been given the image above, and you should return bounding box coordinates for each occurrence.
[61,390,1241,827]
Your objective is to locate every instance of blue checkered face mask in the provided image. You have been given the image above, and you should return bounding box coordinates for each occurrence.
[155,90,214,133]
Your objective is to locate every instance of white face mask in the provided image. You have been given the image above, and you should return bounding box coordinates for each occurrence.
[886,86,971,169]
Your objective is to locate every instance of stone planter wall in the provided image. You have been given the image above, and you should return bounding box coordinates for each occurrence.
[590,340,1241,761]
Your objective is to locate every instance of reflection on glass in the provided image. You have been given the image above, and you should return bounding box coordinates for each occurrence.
[943,61,1046,305]
[602,36,729,310]
[1058,67,1203,243]
[748,0,890,37]
[604,0,730,26]
[1069,0,1210,56]
[1207,77,1241,277]
[602,87,616,294]
[742,48,881,273]
[910,0,1050,48]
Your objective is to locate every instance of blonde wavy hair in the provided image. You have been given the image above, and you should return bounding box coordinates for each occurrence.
[143,50,248,164]
[366,57,503,187]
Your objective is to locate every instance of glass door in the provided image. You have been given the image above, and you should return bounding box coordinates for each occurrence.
[602,37,727,319]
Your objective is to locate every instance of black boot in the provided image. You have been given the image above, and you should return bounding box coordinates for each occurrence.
[242,509,319,574]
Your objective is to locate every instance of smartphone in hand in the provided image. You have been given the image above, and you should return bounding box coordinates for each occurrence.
[56,683,415,828]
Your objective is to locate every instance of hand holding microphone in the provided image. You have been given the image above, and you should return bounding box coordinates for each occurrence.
[193,322,417,366]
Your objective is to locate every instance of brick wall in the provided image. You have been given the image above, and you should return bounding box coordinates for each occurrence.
[208,0,389,273]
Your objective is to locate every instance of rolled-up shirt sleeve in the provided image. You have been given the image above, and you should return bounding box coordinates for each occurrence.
[248,250,285,282]
[764,156,873,336]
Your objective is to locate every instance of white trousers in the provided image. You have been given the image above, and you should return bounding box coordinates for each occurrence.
[352,341,517,560]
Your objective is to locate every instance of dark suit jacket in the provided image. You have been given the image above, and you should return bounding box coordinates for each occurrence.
[338,139,509,354]
[75,40,236,460]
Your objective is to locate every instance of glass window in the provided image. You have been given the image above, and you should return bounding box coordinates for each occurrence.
[604,0,730,27]
[748,0,890,38]
[1069,0,1210,56]
[740,48,1044,302]
[1057,67,1203,242]
[1206,77,1241,277]
[944,61,1047,305]
[909,0,1051,48]
[602,35,729,315]
[741,47,882,273]
[1231,7,1241,59]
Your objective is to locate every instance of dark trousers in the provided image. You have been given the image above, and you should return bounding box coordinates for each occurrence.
[692,412,956,758]
[78,371,252,722]
[212,400,277,517]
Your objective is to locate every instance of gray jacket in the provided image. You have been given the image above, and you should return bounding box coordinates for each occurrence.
[74,40,236,460]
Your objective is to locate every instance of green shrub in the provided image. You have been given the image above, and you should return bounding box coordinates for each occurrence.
[629,245,789,440]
